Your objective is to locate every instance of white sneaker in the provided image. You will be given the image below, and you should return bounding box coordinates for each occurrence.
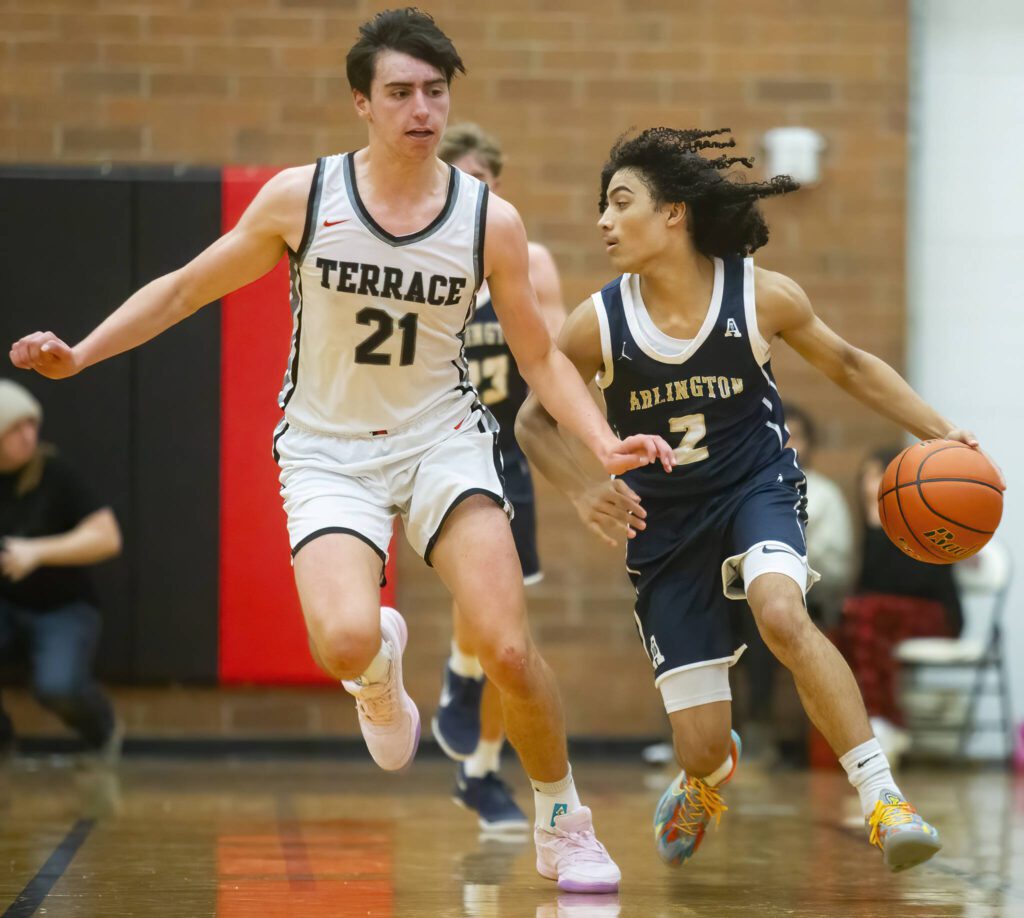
[342,607,420,772]
[535,806,621,893]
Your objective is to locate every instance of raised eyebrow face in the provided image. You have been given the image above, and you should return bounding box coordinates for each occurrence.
[383,78,448,91]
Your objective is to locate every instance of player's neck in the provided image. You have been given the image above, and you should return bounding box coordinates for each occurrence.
[356,142,446,204]
[639,248,714,323]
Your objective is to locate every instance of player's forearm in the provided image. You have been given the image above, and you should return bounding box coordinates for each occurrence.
[32,512,122,567]
[839,350,955,441]
[519,349,618,463]
[516,395,600,502]
[74,272,195,371]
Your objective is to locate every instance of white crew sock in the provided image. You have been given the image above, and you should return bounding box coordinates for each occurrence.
[532,768,581,829]
[355,640,392,685]
[465,738,503,778]
[839,738,903,819]
[449,640,484,679]
[703,753,734,787]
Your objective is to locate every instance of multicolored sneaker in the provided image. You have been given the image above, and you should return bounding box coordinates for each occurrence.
[867,789,942,872]
[535,806,621,893]
[453,764,530,832]
[653,730,741,866]
[432,663,484,760]
[342,607,420,772]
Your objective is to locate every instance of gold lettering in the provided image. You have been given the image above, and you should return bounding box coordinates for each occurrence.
[703,375,717,398]
[718,376,731,397]
[731,377,744,395]
[641,390,653,410]
[690,376,704,397]
[674,380,689,401]
[630,391,642,412]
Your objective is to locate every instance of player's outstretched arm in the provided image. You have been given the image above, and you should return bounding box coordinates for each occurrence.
[486,195,675,476]
[767,269,1005,486]
[516,301,647,546]
[9,165,313,380]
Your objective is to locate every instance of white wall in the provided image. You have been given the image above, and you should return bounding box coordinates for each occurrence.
[908,0,1023,751]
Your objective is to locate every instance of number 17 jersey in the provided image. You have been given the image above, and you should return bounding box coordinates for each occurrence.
[280,153,488,436]
[594,255,788,500]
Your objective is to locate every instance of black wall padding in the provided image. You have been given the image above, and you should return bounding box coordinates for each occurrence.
[0,166,222,682]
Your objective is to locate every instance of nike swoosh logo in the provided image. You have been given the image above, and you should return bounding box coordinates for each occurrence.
[856,753,880,768]
[761,546,794,556]
[323,219,348,227]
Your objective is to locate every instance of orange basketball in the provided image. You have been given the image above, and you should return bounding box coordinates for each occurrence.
[877,440,1004,564]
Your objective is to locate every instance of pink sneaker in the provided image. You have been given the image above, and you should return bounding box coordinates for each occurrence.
[535,806,621,893]
[342,607,420,772]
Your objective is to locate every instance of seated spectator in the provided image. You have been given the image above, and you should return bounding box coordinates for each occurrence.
[840,445,963,763]
[0,379,123,762]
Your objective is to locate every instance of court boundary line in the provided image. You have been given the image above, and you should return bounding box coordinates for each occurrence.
[2,818,95,918]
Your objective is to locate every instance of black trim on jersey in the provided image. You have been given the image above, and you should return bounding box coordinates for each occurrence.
[424,488,506,567]
[271,421,289,463]
[292,527,388,586]
[473,183,489,293]
[281,256,304,409]
[291,157,325,261]
[345,153,459,247]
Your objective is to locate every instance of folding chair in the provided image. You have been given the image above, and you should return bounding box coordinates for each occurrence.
[895,540,1014,761]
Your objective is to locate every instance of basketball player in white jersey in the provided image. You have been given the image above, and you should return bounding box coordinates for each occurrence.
[9,9,675,894]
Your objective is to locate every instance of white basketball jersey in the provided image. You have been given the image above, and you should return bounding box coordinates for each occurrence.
[278,153,488,436]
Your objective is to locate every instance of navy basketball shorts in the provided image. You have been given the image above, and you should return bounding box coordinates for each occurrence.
[502,448,542,584]
[627,453,820,707]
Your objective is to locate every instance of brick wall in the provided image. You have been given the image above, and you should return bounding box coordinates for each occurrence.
[1,0,908,739]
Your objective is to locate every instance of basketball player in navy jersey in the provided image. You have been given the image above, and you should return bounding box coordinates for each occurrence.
[518,127,1002,874]
[8,10,678,894]
[432,123,565,832]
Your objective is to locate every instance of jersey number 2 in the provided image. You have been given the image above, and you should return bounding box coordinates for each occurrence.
[354,307,418,366]
[669,413,710,466]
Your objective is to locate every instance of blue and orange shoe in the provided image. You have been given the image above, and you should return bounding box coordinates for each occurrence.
[867,789,942,872]
[653,730,741,866]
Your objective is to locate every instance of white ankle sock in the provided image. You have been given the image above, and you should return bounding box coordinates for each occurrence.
[465,738,503,778]
[356,640,392,685]
[703,753,734,787]
[840,738,902,819]
[449,640,484,679]
[531,768,581,829]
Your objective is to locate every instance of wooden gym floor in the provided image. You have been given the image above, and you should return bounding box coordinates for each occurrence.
[0,756,1021,917]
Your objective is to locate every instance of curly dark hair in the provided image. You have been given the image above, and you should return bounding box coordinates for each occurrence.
[599,127,800,257]
[347,8,465,97]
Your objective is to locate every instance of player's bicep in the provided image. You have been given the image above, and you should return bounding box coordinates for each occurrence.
[175,170,302,312]
[485,201,553,368]
[782,313,861,382]
[556,298,604,383]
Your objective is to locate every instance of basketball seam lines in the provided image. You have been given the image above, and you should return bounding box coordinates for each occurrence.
[892,447,946,560]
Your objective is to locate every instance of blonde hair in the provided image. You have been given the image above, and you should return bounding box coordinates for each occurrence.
[438,122,504,178]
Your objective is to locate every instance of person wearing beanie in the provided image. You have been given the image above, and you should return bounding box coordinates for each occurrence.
[0,378,123,762]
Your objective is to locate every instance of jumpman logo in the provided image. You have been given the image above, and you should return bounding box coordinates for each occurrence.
[621,341,632,361]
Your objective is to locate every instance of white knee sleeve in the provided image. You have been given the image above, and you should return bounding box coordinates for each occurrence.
[656,647,745,714]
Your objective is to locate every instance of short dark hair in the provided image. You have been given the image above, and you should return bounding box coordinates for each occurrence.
[784,402,818,450]
[346,8,466,97]
[438,122,504,177]
[599,127,799,257]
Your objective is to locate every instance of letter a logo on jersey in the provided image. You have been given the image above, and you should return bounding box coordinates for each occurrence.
[649,635,665,668]
[725,318,743,338]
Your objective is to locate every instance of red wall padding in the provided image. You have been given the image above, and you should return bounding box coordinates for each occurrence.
[218,166,395,683]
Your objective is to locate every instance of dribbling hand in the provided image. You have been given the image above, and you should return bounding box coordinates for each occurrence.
[943,428,1006,490]
[9,332,80,379]
[600,433,676,476]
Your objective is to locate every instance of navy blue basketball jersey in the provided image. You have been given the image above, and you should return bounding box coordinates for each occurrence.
[595,256,788,499]
[463,284,527,453]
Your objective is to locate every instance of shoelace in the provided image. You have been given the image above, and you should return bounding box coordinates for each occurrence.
[868,799,917,849]
[550,828,611,864]
[671,778,728,837]
[354,673,398,725]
